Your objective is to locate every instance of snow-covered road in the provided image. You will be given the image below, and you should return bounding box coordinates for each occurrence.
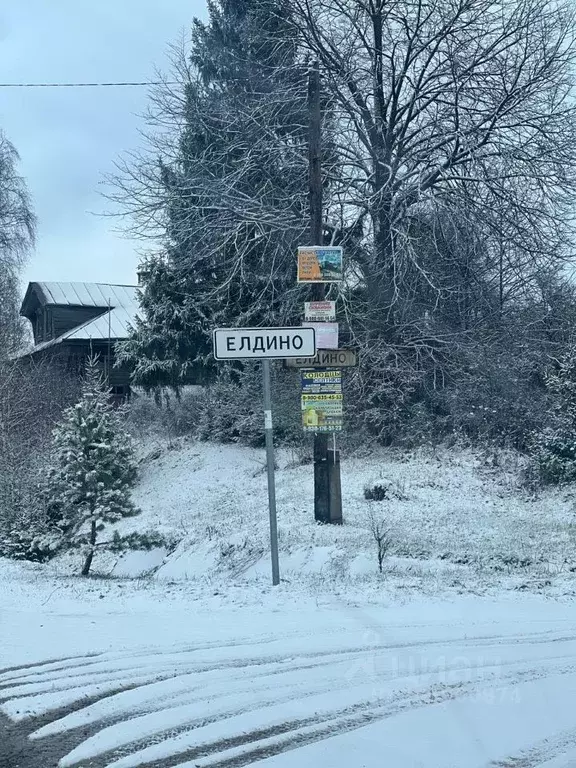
[2,562,576,768]
[4,626,576,768]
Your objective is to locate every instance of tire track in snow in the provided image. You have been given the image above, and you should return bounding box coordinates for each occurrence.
[19,631,576,741]
[146,664,576,768]
[36,646,576,763]
[60,660,576,768]
[3,625,574,692]
[489,725,576,766]
[0,652,103,680]
[4,629,576,768]
[60,680,478,768]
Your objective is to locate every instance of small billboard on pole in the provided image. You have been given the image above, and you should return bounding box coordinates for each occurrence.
[302,322,339,349]
[301,369,343,432]
[304,300,336,322]
[297,246,343,283]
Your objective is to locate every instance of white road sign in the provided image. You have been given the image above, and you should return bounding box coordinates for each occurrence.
[213,327,316,360]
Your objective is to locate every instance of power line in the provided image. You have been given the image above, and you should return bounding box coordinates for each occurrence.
[0,81,177,88]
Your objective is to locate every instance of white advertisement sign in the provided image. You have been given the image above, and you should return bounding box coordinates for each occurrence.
[304,301,336,322]
[302,322,339,350]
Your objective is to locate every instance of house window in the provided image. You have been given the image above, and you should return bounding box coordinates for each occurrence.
[110,385,130,403]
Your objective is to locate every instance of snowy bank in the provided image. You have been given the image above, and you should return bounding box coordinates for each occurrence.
[45,437,576,598]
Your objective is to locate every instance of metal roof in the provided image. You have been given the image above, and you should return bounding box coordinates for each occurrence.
[34,282,138,311]
[21,282,142,354]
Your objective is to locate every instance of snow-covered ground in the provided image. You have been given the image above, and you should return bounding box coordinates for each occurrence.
[3,439,576,767]
[75,438,576,597]
[3,558,576,767]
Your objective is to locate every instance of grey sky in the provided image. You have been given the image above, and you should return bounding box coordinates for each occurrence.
[0,1,206,288]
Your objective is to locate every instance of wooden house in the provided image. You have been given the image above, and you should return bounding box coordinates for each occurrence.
[18,282,140,398]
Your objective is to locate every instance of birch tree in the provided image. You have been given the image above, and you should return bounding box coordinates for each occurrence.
[0,130,35,358]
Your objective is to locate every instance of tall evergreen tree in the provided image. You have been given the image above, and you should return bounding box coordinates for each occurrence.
[117,0,313,391]
[45,358,139,575]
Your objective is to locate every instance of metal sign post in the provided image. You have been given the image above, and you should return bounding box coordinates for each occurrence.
[262,360,280,586]
[213,326,317,586]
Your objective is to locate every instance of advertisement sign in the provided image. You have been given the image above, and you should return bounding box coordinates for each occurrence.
[297,246,343,283]
[301,369,343,432]
[304,301,336,322]
[302,322,338,349]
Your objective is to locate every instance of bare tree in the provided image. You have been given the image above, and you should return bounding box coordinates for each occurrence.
[0,357,79,557]
[289,0,576,328]
[367,508,392,573]
[0,129,35,359]
[0,131,34,266]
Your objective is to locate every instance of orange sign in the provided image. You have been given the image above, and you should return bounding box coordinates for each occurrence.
[297,246,343,283]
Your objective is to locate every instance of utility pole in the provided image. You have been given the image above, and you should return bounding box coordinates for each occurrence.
[308,60,343,524]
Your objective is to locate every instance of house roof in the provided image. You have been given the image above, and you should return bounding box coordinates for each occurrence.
[19,281,141,355]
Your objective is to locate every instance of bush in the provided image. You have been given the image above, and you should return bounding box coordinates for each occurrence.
[532,345,576,485]
[0,359,79,562]
[0,526,62,563]
[364,483,390,501]
[127,365,304,448]
[367,509,392,573]
[534,429,576,485]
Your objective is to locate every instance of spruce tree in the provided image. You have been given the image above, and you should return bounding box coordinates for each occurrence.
[45,358,139,575]
[535,346,576,484]
[117,0,312,391]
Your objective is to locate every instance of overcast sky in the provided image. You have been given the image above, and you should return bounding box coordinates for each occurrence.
[0,0,206,288]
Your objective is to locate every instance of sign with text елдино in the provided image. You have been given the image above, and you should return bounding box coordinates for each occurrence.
[285,349,357,368]
[213,327,316,360]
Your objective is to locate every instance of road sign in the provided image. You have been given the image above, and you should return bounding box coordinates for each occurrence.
[302,322,338,349]
[213,327,316,360]
[301,369,343,432]
[285,349,357,368]
[304,300,336,321]
[212,326,315,586]
[297,246,343,283]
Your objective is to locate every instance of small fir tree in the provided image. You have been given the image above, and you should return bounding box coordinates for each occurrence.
[535,345,576,484]
[45,357,139,575]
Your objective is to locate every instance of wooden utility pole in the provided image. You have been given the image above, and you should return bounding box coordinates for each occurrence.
[308,60,342,524]
[309,61,323,253]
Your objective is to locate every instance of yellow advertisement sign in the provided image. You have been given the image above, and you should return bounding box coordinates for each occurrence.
[301,369,343,432]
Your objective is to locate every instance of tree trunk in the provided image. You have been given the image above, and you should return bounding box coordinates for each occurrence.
[364,201,397,336]
[81,519,97,576]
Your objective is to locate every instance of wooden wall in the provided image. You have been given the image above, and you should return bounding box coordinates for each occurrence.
[32,306,108,344]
